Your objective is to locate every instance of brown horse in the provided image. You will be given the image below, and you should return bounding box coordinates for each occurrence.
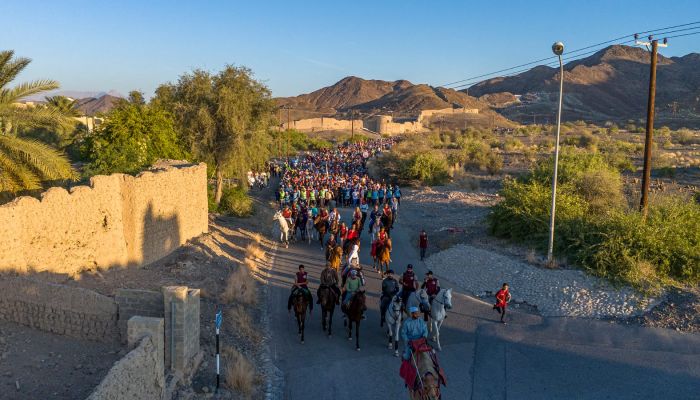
[381,211,393,237]
[328,246,343,271]
[343,290,366,351]
[408,348,442,400]
[314,217,327,249]
[329,218,340,238]
[373,238,392,275]
[318,284,338,337]
[293,290,309,344]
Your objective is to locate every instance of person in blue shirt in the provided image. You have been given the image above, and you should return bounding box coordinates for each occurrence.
[378,186,385,205]
[394,185,401,206]
[400,306,428,360]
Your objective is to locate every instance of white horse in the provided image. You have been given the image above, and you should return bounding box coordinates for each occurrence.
[273,210,290,248]
[384,295,403,357]
[370,217,382,241]
[305,211,315,244]
[428,288,452,351]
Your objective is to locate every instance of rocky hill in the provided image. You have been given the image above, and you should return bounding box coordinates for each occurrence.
[75,94,123,116]
[276,76,511,126]
[466,45,700,127]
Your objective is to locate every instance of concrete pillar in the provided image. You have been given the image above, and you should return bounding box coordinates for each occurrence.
[162,286,200,375]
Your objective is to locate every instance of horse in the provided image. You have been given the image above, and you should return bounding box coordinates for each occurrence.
[318,284,338,338]
[370,218,382,241]
[314,216,327,249]
[428,288,452,351]
[380,211,393,237]
[327,245,343,271]
[273,210,290,248]
[373,238,392,275]
[342,290,366,351]
[384,295,403,357]
[305,211,315,244]
[407,341,443,400]
[292,289,309,344]
[329,218,340,238]
[294,211,307,242]
[405,289,431,318]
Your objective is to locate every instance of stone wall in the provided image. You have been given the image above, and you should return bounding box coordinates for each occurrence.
[163,286,200,374]
[0,277,118,342]
[283,117,363,132]
[115,289,164,342]
[418,107,480,122]
[87,317,166,400]
[0,162,208,275]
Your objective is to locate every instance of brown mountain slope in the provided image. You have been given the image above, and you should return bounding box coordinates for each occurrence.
[75,94,123,116]
[466,45,700,126]
[277,76,413,113]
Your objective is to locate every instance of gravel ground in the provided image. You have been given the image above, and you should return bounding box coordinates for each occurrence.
[425,243,660,318]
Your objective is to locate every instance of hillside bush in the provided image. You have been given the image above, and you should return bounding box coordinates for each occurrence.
[489,151,700,290]
[219,186,254,217]
[401,152,449,185]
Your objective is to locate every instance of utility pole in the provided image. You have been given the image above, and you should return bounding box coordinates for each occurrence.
[286,106,291,163]
[637,35,668,218]
[351,109,354,141]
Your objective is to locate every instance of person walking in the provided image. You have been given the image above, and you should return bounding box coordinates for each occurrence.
[419,229,428,261]
[493,283,511,324]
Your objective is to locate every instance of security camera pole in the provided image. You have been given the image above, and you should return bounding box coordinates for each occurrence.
[547,42,564,264]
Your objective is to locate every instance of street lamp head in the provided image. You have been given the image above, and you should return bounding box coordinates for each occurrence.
[552,42,564,56]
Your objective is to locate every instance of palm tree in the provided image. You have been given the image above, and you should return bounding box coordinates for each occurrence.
[45,95,82,117]
[0,50,77,196]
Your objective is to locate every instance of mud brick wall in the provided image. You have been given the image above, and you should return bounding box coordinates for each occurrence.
[0,277,118,342]
[115,289,164,342]
[0,161,208,275]
[87,335,165,400]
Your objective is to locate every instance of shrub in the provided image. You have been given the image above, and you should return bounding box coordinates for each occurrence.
[401,152,449,185]
[220,186,254,217]
[489,155,700,289]
[223,345,255,396]
[673,129,699,145]
[221,263,257,304]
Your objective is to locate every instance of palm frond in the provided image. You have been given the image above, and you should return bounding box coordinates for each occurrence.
[0,150,41,192]
[0,104,75,133]
[0,79,59,104]
[0,50,32,89]
[0,135,77,184]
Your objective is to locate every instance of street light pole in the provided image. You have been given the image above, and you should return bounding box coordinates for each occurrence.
[547,42,565,264]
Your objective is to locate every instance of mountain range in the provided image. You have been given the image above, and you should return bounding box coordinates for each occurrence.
[278,45,700,128]
[467,45,700,126]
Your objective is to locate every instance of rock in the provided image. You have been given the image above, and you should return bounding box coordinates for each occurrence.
[202,386,210,393]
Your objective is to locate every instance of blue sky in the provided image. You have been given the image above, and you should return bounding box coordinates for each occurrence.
[2,1,699,98]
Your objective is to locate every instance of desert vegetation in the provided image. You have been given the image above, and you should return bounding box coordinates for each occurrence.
[489,149,700,293]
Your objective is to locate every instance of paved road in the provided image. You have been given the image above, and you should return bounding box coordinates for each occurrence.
[262,208,700,399]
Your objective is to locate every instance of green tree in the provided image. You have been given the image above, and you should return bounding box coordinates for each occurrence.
[84,97,185,175]
[154,65,275,204]
[45,95,81,117]
[0,50,77,196]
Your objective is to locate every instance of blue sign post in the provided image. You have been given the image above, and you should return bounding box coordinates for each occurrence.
[215,310,222,391]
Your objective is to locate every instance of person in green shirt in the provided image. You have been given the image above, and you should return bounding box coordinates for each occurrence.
[342,269,363,306]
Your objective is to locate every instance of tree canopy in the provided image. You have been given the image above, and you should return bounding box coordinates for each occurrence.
[83,93,185,175]
[153,65,275,203]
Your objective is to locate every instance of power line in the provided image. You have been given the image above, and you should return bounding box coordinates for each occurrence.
[440,21,700,88]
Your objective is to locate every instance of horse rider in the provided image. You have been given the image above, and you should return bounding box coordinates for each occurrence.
[288,264,313,312]
[347,237,361,267]
[317,264,341,305]
[380,269,400,327]
[421,270,441,306]
[369,204,381,234]
[399,264,418,307]
[318,207,330,229]
[400,306,428,360]
[342,269,363,308]
[282,205,293,227]
[382,203,393,232]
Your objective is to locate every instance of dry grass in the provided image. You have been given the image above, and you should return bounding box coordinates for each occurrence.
[625,260,666,296]
[227,305,260,343]
[245,243,266,260]
[525,249,538,265]
[220,264,258,305]
[222,345,255,397]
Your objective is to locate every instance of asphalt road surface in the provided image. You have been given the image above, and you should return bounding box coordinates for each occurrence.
[262,208,700,399]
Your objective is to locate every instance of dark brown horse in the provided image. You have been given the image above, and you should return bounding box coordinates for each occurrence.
[381,211,393,237]
[314,217,327,249]
[318,285,338,337]
[343,290,366,351]
[293,290,309,344]
[373,238,392,275]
